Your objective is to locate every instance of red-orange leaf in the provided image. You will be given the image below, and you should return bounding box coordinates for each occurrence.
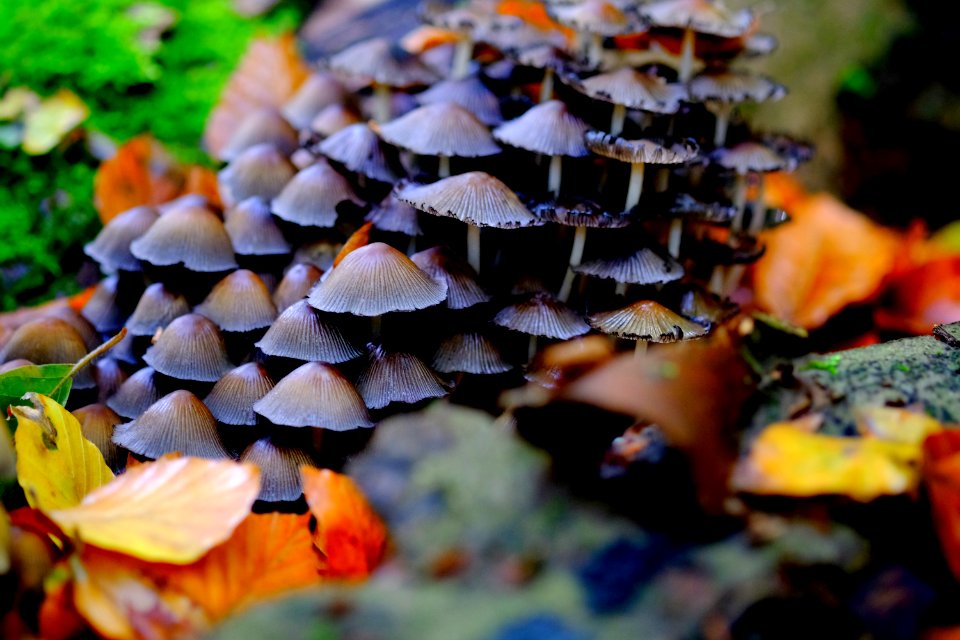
[93,135,182,223]
[301,466,387,579]
[924,431,960,582]
[333,222,373,268]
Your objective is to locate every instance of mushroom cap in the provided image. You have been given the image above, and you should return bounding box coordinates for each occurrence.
[649,192,736,224]
[218,107,298,162]
[240,437,315,502]
[328,37,438,88]
[365,193,422,237]
[308,242,447,316]
[550,0,643,36]
[93,356,129,404]
[217,143,296,205]
[318,123,400,183]
[679,286,738,325]
[309,103,362,137]
[113,390,230,459]
[494,292,591,339]
[0,318,94,389]
[105,366,161,419]
[143,314,234,382]
[130,204,238,272]
[273,263,324,313]
[493,100,590,157]
[253,362,373,430]
[125,283,190,337]
[203,362,275,426]
[195,270,277,333]
[411,246,489,309]
[72,404,123,469]
[42,307,100,351]
[281,72,348,129]
[641,0,753,37]
[224,197,291,257]
[432,332,513,374]
[377,102,500,158]
[81,276,126,334]
[532,198,632,228]
[84,206,159,273]
[585,132,699,165]
[512,44,571,70]
[271,161,361,228]
[255,300,362,363]
[575,247,685,285]
[689,69,786,104]
[396,172,539,228]
[356,344,447,409]
[588,300,708,342]
[569,67,687,113]
[415,74,502,125]
[712,141,792,174]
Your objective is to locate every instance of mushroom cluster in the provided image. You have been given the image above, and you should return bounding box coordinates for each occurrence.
[1,0,806,504]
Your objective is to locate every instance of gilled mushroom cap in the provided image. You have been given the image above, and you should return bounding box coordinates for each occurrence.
[72,404,122,470]
[203,362,275,426]
[105,366,160,419]
[81,276,126,334]
[281,72,348,129]
[224,197,291,257]
[328,37,438,88]
[240,437,315,502]
[84,206,159,273]
[396,172,539,228]
[575,247,685,285]
[308,242,447,316]
[532,198,632,228]
[0,359,33,374]
[550,0,643,36]
[415,74,502,125]
[195,270,277,333]
[255,300,362,363]
[588,300,708,342]
[356,344,447,409]
[679,286,738,325]
[125,283,190,337]
[44,306,99,351]
[218,107,298,162]
[493,100,590,157]
[271,161,362,228]
[494,292,591,339]
[377,102,500,158]
[0,318,94,389]
[309,103,362,137]
[92,356,129,404]
[512,44,571,71]
[157,194,210,215]
[217,143,296,205]
[130,204,238,272]
[432,332,512,374]
[411,246,489,309]
[365,193,422,237]
[143,314,234,382]
[318,123,400,183]
[273,263,323,313]
[568,67,687,113]
[712,141,791,174]
[689,69,786,104]
[585,132,699,165]
[649,191,736,224]
[113,390,230,459]
[641,0,753,38]
[253,362,372,430]
[420,4,486,32]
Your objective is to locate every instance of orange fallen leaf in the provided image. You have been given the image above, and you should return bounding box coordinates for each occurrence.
[93,135,182,223]
[333,222,373,268]
[203,33,309,159]
[183,165,223,210]
[875,256,960,335]
[924,431,960,582]
[753,192,899,329]
[50,457,260,564]
[301,466,387,578]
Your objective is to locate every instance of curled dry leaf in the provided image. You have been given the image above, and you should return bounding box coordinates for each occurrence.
[13,393,114,511]
[50,456,260,564]
[301,466,387,578]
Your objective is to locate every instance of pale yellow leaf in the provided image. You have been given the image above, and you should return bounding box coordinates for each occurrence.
[22,89,89,155]
[0,86,39,120]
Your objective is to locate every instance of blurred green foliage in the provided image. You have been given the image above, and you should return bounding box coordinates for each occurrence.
[0,0,309,311]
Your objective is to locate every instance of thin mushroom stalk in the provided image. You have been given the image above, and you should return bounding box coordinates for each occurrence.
[586,33,604,68]
[615,281,628,296]
[713,102,733,147]
[452,36,473,80]
[634,340,648,359]
[625,161,646,211]
[548,155,563,198]
[467,224,482,274]
[438,155,451,178]
[730,172,749,232]
[372,82,392,122]
[668,218,684,258]
[528,334,538,362]
[540,67,555,103]
[371,315,382,340]
[679,26,696,83]
[747,177,768,236]
[558,225,588,302]
[610,103,627,136]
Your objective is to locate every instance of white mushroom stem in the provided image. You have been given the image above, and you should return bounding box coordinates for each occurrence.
[625,162,646,211]
[558,225,588,302]
[540,67,555,103]
[679,27,696,83]
[615,281,628,296]
[548,155,563,198]
[747,176,767,236]
[724,265,746,296]
[708,265,725,294]
[372,82,392,123]
[655,167,671,192]
[713,103,733,147]
[730,172,749,233]
[452,36,473,80]
[467,224,482,274]
[371,315,382,340]
[438,155,451,178]
[586,33,604,68]
[407,235,417,256]
[634,340,648,359]
[527,334,538,362]
[611,103,627,136]
[668,218,683,258]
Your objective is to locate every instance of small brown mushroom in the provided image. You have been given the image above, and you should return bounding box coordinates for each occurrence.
[84,206,159,273]
[494,292,591,360]
[253,362,373,430]
[270,160,362,228]
[113,390,230,459]
[415,73,502,125]
[411,246,489,310]
[309,103,362,138]
[218,107,298,162]
[0,318,94,389]
[239,436,315,502]
[224,197,291,258]
[281,72,348,129]
[356,344,447,409]
[72,404,123,470]
[105,366,161,419]
[195,270,277,333]
[365,193,423,240]
[255,300,362,363]
[217,143,296,206]
[273,263,323,313]
[689,69,785,146]
[92,357,129,405]
[549,0,642,68]
[129,204,238,273]
[142,314,234,382]
[125,283,190,337]
[588,299,707,355]
[432,332,512,375]
[566,67,687,135]
[203,362,275,426]
[81,276,128,334]
[574,246,684,294]
[318,122,401,184]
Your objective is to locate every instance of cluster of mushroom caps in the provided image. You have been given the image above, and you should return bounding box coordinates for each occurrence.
[0,0,807,504]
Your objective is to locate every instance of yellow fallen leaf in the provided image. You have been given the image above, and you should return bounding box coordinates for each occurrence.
[22,89,89,155]
[0,86,39,120]
[0,505,10,575]
[732,419,922,501]
[13,393,114,511]
[855,405,944,445]
[50,457,260,564]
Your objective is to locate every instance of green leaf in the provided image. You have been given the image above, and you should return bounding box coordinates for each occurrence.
[0,364,73,418]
